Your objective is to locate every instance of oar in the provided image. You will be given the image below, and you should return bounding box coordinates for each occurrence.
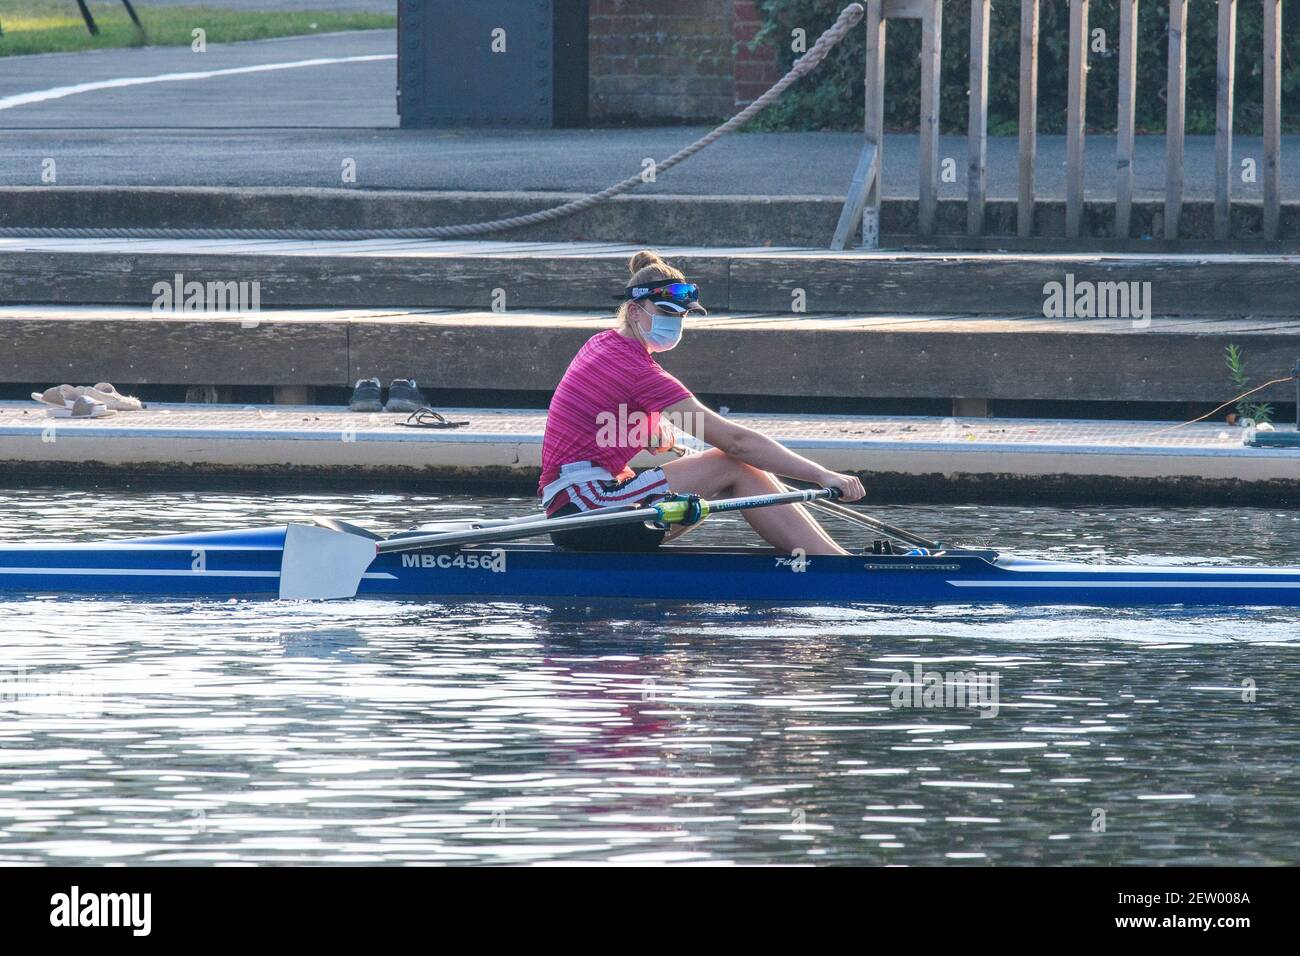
[668,444,940,550]
[278,487,842,600]
[789,489,940,550]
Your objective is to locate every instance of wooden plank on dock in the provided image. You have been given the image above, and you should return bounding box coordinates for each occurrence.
[726,254,1300,317]
[0,315,350,386]
[347,314,1300,403]
[3,309,1297,403]
[3,248,1298,318]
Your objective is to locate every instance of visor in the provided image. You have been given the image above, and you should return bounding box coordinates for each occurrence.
[651,299,707,316]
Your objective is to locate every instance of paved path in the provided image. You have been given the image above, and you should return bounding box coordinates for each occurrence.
[0,31,395,128]
[2,125,1292,199]
[0,32,1293,198]
[138,0,391,8]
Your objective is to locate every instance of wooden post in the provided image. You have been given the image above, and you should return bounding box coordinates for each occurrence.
[863,0,886,248]
[918,0,942,237]
[953,398,989,418]
[1017,0,1039,238]
[832,142,881,250]
[1065,0,1089,238]
[1214,0,1237,241]
[1116,0,1139,238]
[1262,0,1282,240]
[274,386,315,405]
[832,0,884,250]
[1164,0,1188,240]
[967,0,991,237]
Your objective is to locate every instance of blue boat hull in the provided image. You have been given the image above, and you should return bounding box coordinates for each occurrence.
[2,525,1300,607]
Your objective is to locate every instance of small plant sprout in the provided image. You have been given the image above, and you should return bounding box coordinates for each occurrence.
[1224,344,1273,425]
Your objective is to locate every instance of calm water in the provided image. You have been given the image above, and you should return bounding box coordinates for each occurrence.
[0,487,1297,866]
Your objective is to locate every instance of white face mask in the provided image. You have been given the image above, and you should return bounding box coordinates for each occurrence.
[644,312,684,352]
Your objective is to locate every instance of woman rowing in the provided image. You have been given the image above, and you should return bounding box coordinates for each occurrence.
[539,250,864,554]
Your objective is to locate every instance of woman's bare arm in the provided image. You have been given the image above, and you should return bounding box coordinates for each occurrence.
[663,397,864,500]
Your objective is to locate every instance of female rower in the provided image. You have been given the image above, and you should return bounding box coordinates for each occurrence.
[539,250,865,555]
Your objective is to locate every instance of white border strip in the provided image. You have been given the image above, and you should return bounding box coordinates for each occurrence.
[948,580,1300,589]
[0,54,395,112]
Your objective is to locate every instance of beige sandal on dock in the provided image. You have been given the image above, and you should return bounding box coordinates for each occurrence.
[31,384,77,409]
[45,395,116,419]
[33,383,142,412]
[75,383,144,411]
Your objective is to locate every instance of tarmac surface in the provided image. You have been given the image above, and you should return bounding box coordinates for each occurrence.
[1,32,1294,199]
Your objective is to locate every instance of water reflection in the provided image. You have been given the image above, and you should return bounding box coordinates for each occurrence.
[0,487,1296,864]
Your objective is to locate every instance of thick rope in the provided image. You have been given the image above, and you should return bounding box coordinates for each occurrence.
[1141,374,1299,437]
[0,4,865,243]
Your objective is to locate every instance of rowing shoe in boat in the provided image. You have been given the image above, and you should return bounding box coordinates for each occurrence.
[1,488,1298,607]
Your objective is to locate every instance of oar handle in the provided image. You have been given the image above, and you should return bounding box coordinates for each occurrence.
[665,486,840,522]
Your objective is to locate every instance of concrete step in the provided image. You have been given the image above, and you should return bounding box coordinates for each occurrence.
[3,305,1298,406]
[1,187,1296,250]
[1,401,1295,505]
[1,238,1298,316]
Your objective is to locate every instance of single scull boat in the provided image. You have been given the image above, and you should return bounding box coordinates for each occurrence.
[1,488,1298,607]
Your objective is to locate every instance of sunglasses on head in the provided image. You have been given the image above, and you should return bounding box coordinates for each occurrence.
[614,281,700,305]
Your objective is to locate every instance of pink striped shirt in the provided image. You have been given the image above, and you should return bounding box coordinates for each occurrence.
[540,329,693,496]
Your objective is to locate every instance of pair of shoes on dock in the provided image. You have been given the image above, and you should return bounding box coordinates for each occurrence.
[348,378,428,413]
[32,383,144,419]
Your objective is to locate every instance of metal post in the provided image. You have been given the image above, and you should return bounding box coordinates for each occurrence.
[75,0,99,36]
[1294,359,1299,431]
[120,0,145,32]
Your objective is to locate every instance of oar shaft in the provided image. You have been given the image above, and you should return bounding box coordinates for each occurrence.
[376,504,660,554]
[706,486,837,514]
[376,487,839,555]
[808,496,939,550]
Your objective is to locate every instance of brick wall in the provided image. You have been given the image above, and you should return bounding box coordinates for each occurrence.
[731,0,782,108]
[588,0,781,123]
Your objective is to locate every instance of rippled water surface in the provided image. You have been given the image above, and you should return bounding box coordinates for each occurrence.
[1,487,1298,865]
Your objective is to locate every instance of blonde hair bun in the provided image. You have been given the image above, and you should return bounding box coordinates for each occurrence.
[627,250,684,287]
[628,250,668,275]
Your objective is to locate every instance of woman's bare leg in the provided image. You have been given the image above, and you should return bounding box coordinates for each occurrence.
[660,450,847,555]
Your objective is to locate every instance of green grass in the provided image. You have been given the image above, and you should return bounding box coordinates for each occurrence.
[0,2,394,57]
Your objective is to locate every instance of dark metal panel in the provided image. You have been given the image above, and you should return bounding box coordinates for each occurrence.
[400,0,573,128]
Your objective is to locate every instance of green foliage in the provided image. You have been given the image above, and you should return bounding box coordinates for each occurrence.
[748,0,1299,134]
[1225,343,1274,424]
[0,3,394,58]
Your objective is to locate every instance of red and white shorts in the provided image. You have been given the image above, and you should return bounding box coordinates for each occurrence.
[546,467,671,516]
[545,468,672,552]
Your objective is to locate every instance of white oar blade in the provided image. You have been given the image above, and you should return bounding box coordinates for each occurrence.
[279,523,378,600]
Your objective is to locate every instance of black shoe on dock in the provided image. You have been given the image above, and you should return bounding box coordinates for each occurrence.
[347,377,383,412]
[384,379,428,413]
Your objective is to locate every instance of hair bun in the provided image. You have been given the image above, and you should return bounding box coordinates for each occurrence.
[628,250,666,275]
